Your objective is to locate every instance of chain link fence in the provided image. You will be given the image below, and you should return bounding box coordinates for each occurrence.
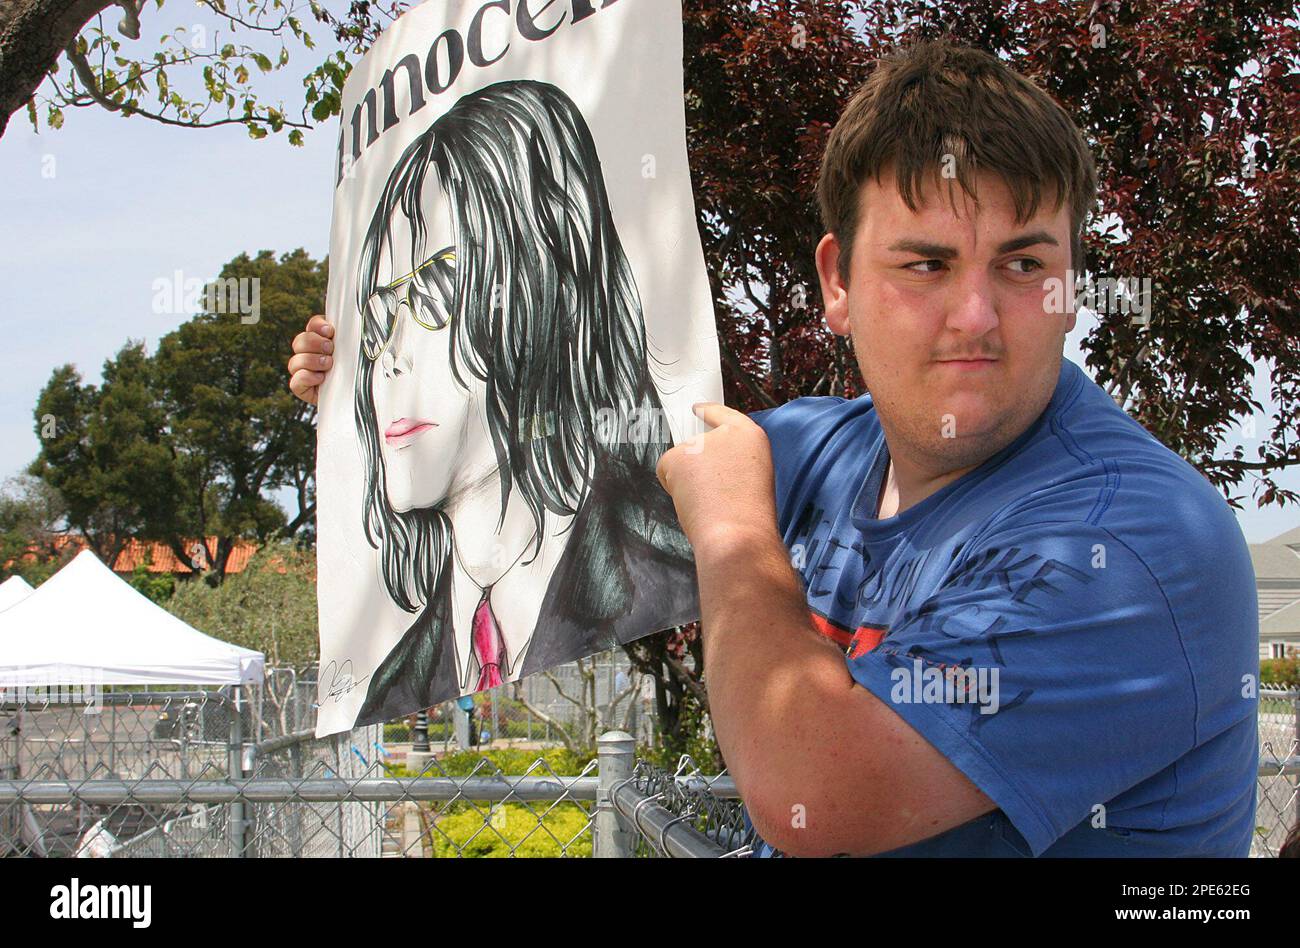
[1254,686,1300,857]
[2,675,1296,857]
[378,656,656,752]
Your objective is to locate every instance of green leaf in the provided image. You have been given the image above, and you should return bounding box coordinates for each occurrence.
[247,124,268,140]
[252,52,273,73]
[288,129,304,147]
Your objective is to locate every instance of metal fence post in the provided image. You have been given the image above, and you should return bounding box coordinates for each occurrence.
[228,686,246,858]
[1293,688,1300,829]
[595,730,634,858]
[289,739,303,858]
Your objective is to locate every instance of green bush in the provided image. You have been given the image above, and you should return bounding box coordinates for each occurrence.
[1261,656,1300,687]
[430,802,592,858]
[637,693,722,772]
[383,721,453,743]
[165,542,319,666]
[384,746,589,778]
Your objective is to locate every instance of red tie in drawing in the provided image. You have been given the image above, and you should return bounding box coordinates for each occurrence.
[472,588,506,692]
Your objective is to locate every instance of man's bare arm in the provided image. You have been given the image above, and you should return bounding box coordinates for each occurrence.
[696,523,996,856]
[656,398,998,857]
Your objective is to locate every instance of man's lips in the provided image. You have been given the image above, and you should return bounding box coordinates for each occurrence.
[385,418,437,445]
[935,357,1000,370]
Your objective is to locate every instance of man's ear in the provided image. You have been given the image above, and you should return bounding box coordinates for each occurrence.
[815,232,850,336]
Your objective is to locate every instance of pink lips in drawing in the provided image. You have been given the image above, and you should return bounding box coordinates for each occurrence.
[385,418,438,448]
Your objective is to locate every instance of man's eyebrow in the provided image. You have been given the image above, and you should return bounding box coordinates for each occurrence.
[995,230,1059,254]
[885,231,1060,259]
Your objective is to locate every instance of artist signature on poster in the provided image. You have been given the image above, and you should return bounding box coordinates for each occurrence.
[322,659,371,703]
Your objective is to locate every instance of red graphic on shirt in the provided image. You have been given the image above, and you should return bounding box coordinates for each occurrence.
[810,611,887,659]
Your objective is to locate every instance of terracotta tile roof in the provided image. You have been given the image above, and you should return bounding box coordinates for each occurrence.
[110,538,259,574]
[19,535,261,575]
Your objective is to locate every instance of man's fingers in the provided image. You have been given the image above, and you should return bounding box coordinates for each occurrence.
[288,316,333,406]
[655,451,669,491]
[692,400,748,430]
[289,370,324,405]
[292,330,333,356]
[305,314,334,337]
[287,351,333,374]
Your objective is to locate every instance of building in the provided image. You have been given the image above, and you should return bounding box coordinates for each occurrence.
[7,536,260,579]
[1249,525,1300,661]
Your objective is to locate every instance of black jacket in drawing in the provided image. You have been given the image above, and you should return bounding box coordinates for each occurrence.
[353,453,699,728]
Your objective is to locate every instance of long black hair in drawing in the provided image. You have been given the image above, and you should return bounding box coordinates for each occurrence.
[352,79,694,716]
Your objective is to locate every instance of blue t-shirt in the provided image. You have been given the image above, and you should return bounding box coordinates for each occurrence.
[740,357,1259,857]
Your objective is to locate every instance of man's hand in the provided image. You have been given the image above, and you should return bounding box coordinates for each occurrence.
[655,402,779,553]
[287,314,335,405]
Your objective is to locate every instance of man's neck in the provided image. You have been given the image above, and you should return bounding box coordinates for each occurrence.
[874,452,984,520]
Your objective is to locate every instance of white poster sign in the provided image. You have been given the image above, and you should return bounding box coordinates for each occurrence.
[315,0,721,735]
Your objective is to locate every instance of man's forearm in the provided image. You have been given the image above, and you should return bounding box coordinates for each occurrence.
[693,524,858,818]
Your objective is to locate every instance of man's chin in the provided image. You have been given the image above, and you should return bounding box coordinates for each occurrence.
[926,414,1022,468]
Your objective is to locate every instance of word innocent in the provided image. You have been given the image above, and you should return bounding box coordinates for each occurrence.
[337,0,625,185]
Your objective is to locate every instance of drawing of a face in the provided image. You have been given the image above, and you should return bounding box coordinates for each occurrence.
[365,173,484,512]
[352,78,693,626]
[348,78,701,725]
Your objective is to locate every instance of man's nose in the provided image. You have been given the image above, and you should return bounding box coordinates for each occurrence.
[943,270,1000,337]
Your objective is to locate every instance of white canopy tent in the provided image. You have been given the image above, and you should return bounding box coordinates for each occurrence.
[0,550,263,687]
[0,575,33,613]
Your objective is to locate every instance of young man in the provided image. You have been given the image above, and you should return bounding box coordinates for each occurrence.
[653,38,1259,857]
[290,39,1260,858]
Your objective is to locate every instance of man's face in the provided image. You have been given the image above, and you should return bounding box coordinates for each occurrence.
[816,167,1076,472]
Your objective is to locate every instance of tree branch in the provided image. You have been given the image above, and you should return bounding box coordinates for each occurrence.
[196,0,291,35]
[509,681,577,752]
[718,330,779,408]
[0,0,117,138]
[664,653,708,706]
[62,41,309,130]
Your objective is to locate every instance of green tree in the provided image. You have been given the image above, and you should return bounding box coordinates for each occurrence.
[28,248,324,578]
[153,248,324,575]
[28,343,184,567]
[0,475,71,584]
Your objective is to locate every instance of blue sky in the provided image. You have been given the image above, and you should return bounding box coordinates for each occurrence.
[0,3,1295,545]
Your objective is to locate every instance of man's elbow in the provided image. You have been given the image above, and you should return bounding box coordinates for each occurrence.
[745,785,888,858]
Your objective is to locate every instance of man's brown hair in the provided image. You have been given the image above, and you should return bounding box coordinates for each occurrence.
[817,38,1098,282]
